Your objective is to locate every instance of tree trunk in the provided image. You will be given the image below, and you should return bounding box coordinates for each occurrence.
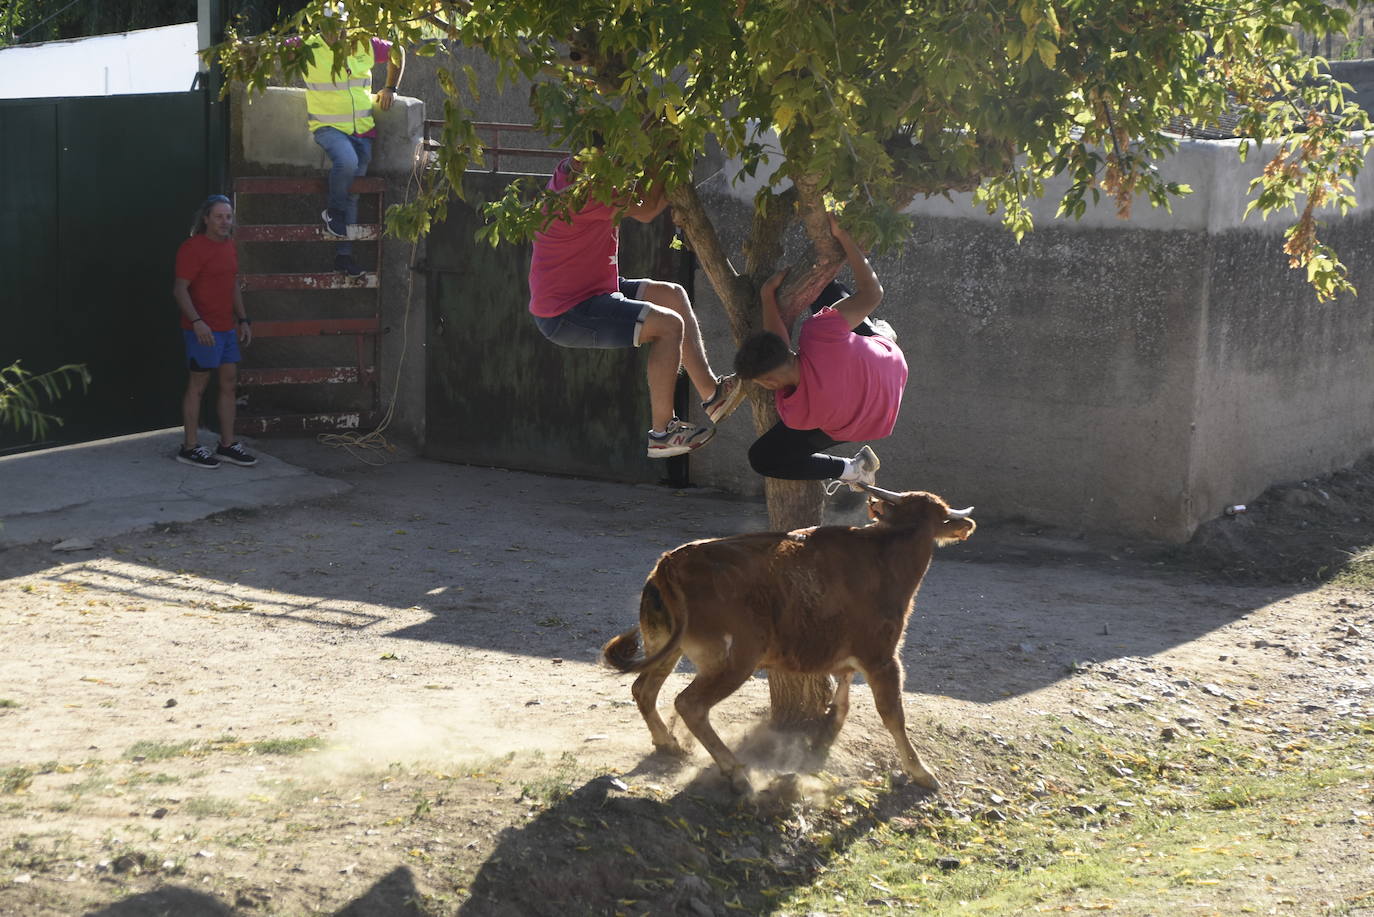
[670,181,837,728]
[754,397,835,728]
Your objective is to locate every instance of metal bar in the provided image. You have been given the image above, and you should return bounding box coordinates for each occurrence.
[233,176,386,195]
[238,366,371,385]
[237,224,382,243]
[252,318,381,337]
[242,272,378,291]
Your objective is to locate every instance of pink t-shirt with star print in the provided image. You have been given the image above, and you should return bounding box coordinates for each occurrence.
[527,159,621,318]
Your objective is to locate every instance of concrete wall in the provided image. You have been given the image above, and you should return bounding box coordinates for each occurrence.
[689,140,1374,541]
[232,85,428,446]
[254,42,1374,542]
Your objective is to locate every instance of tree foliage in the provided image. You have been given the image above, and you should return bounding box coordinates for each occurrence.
[218,0,1370,307]
[0,0,313,47]
[0,362,90,441]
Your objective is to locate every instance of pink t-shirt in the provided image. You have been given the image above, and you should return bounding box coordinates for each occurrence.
[527,160,620,318]
[775,308,908,441]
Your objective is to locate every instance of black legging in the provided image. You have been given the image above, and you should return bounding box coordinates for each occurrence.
[748,422,846,480]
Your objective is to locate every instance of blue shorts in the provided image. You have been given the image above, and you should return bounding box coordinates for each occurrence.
[532,278,652,349]
[184,329,240,371]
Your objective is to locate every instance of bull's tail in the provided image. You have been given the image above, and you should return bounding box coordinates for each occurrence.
[599,575,687,674]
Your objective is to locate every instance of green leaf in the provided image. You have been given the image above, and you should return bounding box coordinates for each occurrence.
[1037,38,1058,69]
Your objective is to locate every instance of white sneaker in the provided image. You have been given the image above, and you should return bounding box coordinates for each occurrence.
[832,445,880,493]
[702,374,746,425]
[647,418,716,458]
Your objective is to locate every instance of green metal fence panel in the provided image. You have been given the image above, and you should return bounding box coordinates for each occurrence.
[0,91,210,454]
[424,172,690,484]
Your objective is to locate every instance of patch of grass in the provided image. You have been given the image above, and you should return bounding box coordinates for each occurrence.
[2,767,35,794]
[120,735,324,762]
[2,761,60,794]
[247,737,325,756]
[0,832,76,872]
[1330,548,1374,590]
[183,795,240,818]
[68,773,114,797]
[0,698,19,708]
[124,740,198,761]
[519,751,581,805]
[768,722,1369,916]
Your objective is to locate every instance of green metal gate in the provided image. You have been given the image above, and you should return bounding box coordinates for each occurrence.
[0,91,211,454]
[424,171,691,484]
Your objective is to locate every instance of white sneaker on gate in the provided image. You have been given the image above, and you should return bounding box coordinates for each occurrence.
[647,418,716,458]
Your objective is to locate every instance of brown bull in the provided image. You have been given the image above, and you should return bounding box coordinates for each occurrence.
[601,487,974,794]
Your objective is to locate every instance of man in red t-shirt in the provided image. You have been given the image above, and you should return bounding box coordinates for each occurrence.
[732,216,907,492]
[528,157,745,458]
[171,195,256,470]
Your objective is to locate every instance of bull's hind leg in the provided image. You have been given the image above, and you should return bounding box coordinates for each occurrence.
[674,659,759,794]
[632,648,685,756]
[863,659,940,791]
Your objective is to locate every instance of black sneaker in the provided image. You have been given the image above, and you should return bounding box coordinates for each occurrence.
[176,444,220,469]
[215,441,258,467]
[334,254,366,277]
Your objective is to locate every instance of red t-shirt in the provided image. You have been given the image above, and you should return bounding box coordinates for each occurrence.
[175,234,239,332]
[527,160,620,318]
[775,308,908,441]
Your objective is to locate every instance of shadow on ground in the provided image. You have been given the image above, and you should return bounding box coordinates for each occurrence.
[83,865,430,917]
[0,446,1329,707]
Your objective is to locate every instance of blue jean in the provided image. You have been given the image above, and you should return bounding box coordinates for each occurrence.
[532,279,651,349]
[312,126,373,255]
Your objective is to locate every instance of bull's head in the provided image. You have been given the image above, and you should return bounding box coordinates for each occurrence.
[859,485,976,544]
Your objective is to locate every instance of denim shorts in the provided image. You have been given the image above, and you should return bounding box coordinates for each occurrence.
[533,279,652,349]
[183,329,240,370]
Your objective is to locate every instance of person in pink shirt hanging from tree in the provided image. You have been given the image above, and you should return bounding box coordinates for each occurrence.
[528,155,745,458]
[732,215,907,493]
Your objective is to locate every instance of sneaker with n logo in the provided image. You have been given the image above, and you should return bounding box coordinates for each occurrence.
[702,373,746,426]
[647,418,716,458]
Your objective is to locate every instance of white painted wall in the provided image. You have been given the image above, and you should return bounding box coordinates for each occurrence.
[0,22,198,99]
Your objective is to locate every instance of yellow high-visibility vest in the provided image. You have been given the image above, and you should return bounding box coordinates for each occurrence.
[303,35,376,135]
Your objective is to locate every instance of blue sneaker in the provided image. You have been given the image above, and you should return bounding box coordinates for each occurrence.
[322,208,347,239]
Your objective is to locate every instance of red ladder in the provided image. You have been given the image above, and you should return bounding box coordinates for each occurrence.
[232,176,384,434]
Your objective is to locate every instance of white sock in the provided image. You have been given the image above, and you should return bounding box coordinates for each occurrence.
[838,456,860,481]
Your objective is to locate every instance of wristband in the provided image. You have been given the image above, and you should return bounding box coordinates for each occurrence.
[238,317,252,325]
[192,318,205,324]
[385,85,398,91]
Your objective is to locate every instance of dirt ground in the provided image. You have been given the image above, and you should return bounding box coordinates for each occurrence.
[0,441,1371,916]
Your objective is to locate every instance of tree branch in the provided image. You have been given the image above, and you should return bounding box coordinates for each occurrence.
[666,182,753,343]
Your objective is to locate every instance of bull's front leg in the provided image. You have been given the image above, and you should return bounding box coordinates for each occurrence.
[864,659,940,791]
[820,670,854,746]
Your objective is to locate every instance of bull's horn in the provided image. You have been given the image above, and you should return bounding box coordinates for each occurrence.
[856,482,905,503]
[947,506,975,518]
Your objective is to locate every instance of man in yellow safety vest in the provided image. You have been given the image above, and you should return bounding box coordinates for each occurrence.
[302,2,403,276]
